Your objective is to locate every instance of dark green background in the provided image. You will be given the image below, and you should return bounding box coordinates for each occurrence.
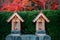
[0,10,60,40]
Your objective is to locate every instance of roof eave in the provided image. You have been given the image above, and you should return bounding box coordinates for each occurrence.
[7,12,24,22]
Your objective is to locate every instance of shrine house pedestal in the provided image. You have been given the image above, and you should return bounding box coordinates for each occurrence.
[5,30,21,40]
[6,33,51,40]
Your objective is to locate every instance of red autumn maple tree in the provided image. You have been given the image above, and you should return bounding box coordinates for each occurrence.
[0,0,59,11]
[37,0,45,9]
[1,0,23,11]
[50,1,59,10]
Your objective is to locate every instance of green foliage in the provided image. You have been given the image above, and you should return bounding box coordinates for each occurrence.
[0,10,60,40]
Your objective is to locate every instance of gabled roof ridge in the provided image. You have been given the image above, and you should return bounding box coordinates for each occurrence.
[33,11,50,22]
[7,12,24,22]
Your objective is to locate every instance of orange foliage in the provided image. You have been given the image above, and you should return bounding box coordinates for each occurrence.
[22,0,29,6]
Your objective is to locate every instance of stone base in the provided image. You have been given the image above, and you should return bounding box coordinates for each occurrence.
[5,34,21,40]
[36,30,46,34]
[6,34,51,40]
[36,34,51,40]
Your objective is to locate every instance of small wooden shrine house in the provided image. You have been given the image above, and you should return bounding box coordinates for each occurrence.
[33,11,50,31]
[7,12,24,31]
